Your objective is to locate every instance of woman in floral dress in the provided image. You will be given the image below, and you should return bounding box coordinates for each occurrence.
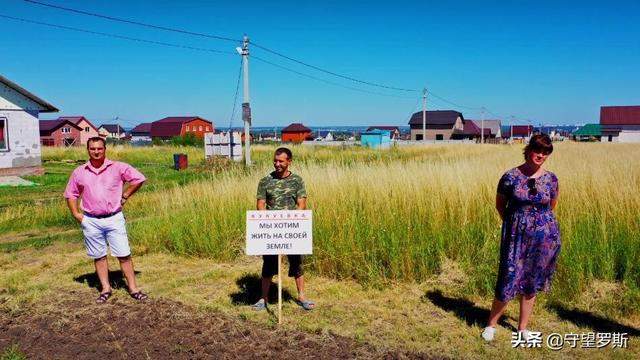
[482,134,561,342]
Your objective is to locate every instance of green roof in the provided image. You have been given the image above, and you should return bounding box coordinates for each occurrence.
[573,123,602,136]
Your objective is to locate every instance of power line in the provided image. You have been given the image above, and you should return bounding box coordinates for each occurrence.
[23,0,240,43]
[23,0,419,93]
[252,55,416,99]
[4,11,414,100]
[252,42,419,93]
[485,109,533,125]
[20,1,541,123]
[0,14,235,55]
[426,90,482,110]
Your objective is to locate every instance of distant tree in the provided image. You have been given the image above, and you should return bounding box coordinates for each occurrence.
[170,133,203,147]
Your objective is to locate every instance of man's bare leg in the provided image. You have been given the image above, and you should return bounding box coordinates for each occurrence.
[294,275,314,308]
[118,256,139,293]
[94,256,111,294]
[261,276,272,303]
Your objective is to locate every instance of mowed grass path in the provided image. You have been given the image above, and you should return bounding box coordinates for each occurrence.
[1,240,638,359]
[1,143,639,322]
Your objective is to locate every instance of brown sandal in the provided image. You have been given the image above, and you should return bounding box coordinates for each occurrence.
[96,291,112,304]
[129,291,148,301]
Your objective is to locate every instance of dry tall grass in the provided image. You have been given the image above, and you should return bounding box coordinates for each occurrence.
[3,142,639,314]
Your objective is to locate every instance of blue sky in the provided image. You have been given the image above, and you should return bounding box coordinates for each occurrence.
[3,0,640,127]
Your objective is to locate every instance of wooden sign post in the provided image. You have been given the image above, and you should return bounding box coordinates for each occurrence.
[278,254,282,324]
[246,210,313,325]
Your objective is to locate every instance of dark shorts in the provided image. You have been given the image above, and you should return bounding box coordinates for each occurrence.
[261,255,303,278]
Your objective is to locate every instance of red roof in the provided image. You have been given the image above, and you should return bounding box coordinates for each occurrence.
[504,125,533,137]
[131,123,152,134]
[461,119,481,135]
[281,123,311,133]
[600,106,640,125]
[58,116,98,132]
[39,119,81,136]
[150,116,212,137]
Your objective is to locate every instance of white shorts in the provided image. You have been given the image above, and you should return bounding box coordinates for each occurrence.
[81,212,131,259]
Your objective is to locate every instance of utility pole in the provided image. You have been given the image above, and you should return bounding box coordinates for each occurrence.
[237,35,252,166]
[115,116,120,140]
[480,107,485,144]
[422,88,427,142]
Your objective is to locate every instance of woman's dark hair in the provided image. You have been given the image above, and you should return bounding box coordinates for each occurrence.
[274,147,293,160]
[523,134,553,161]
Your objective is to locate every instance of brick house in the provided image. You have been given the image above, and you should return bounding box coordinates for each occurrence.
[451,119,488,140]
[600,106,640,142]
[469,119,501,138]
[281,123,312,143]
[56,116,99,146]
[150,116,214,140]
[40,119,82,147]
[408,110,464,140]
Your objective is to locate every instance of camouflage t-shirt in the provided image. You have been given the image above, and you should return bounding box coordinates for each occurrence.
[256,172,307,210]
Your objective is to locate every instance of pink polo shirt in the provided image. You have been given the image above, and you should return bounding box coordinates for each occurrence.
[64,159,146,216]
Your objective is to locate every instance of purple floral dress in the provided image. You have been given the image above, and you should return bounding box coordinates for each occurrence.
[494,167,561,302]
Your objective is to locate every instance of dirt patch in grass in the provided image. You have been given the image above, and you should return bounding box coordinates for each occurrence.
[0,289,436,360]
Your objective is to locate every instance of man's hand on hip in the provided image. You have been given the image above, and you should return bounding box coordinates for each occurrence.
[74,213,84,224]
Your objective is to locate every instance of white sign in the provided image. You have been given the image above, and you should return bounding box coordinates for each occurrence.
[246,210,313,255]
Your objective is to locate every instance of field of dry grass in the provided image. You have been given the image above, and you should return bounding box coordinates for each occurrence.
[1,142,639,358]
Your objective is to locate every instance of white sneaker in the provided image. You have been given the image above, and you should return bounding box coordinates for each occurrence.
[481,326,496,342]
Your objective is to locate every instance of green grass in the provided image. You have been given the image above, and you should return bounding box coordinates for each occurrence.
[1,242,637,359]
[1,142,639,318]
[0,345,26,360]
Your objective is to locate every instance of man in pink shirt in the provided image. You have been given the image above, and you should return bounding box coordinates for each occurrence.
[65,137,148,304]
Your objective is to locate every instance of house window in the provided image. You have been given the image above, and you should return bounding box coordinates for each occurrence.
[206,126,210,131]
[186,126,190,131]
[41,138,54,146]
[436,134,444,140]
[61,127,71,133]
[199,126,203,131]
[85,127,90,132]
[0,118,7,151]
[415,134,423,141]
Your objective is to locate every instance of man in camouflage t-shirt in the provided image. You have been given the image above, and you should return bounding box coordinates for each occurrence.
[252,147,315,311]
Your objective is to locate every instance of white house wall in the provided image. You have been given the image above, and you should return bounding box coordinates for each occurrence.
[0,110,41,169]
[618,130,640,143]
